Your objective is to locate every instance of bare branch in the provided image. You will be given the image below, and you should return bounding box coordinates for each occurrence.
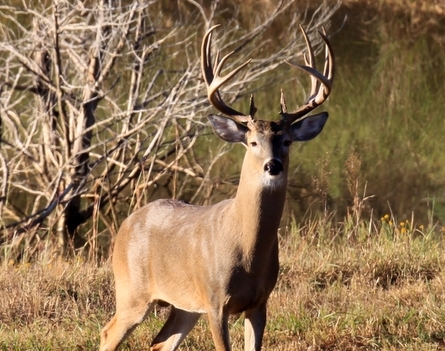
[0,0,339,259]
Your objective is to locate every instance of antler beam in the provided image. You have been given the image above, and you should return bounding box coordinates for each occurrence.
[201,25,255,124]
[282,25,335,125]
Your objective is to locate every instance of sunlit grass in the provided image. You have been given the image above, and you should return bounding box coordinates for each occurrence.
[1,213,445,350]
[1,1,445,350]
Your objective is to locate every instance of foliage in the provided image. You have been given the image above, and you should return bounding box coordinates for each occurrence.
[2,0,444,260]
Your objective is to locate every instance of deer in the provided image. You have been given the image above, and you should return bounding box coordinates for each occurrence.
[100,23,334,351]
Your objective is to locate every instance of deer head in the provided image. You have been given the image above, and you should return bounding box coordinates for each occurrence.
[202,24,334,190]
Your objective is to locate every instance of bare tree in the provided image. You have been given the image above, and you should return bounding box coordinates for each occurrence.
[0,0,339,260]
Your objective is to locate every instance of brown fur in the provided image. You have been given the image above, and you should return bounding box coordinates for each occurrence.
[100,24,333,351]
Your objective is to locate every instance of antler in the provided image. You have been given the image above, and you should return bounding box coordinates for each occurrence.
[201,25,256,124]
[281,25,335,125]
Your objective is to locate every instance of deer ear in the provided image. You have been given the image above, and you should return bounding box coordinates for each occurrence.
[208,114,248,144]
[290,112,328,141]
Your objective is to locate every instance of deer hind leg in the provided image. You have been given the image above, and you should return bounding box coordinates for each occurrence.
[100,293,154,351]
[244,304,267,351]
[150,306,201,351]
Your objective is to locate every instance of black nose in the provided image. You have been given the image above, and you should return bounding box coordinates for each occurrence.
[263,159,283,176]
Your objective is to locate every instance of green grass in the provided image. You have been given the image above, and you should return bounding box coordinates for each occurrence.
[293,24,445,224]
[205,4,445,226]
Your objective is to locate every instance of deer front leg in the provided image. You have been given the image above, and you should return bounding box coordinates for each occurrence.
[100,299,154,351]
[150,306,201,351]
[244,304,267,351]
[207,308,231,351]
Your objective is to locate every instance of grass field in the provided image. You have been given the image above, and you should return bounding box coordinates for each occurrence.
[1,214,445,350]
[1,0,445,350]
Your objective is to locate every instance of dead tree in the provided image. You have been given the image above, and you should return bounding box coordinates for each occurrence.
[0,0,339,259]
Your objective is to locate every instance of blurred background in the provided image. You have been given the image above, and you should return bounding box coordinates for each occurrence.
[1,0,444,259]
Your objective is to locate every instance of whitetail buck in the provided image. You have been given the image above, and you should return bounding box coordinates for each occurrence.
[100,24,334,351]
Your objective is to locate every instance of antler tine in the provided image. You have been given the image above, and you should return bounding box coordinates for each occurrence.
[299,25,318,99]
[282,26,335,125]
[319,27,335,85]
[201,25,253,124]
[249,94,257,118]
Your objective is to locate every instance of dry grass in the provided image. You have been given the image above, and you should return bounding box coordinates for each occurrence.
[1,1,445,350]
[1,218,444,350]
[342,0,445,15]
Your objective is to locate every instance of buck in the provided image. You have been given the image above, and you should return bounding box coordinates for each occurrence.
[100,24,334,351]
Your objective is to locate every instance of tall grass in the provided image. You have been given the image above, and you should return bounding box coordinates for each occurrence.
[1,1,445,350]
[201,0,445,226]
[284,5,445,225]
[1,215,444,350]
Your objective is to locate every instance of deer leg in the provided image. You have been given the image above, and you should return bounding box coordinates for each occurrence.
[244,304,267,351]
[150,306,201,351]
[207,309,231,351]
[100,292,154,351]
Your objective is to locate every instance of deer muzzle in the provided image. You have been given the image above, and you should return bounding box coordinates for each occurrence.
[263,159,283,176]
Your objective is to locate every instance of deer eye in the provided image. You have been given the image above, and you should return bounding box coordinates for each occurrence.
[283,140,292,147]
[249,141,258,147]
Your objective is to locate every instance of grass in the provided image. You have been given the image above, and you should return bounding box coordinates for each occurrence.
[290,7,445,224]
[1,215,445,350]
[1,1,445,349]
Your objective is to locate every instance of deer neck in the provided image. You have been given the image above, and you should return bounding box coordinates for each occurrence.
[231,156,288,263]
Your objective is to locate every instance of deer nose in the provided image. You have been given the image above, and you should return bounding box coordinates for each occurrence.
[263,159,283,176]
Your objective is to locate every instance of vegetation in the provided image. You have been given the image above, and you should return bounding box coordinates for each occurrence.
[1,0,445,349]
[1,215,445,350]
[0,0,337,259]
